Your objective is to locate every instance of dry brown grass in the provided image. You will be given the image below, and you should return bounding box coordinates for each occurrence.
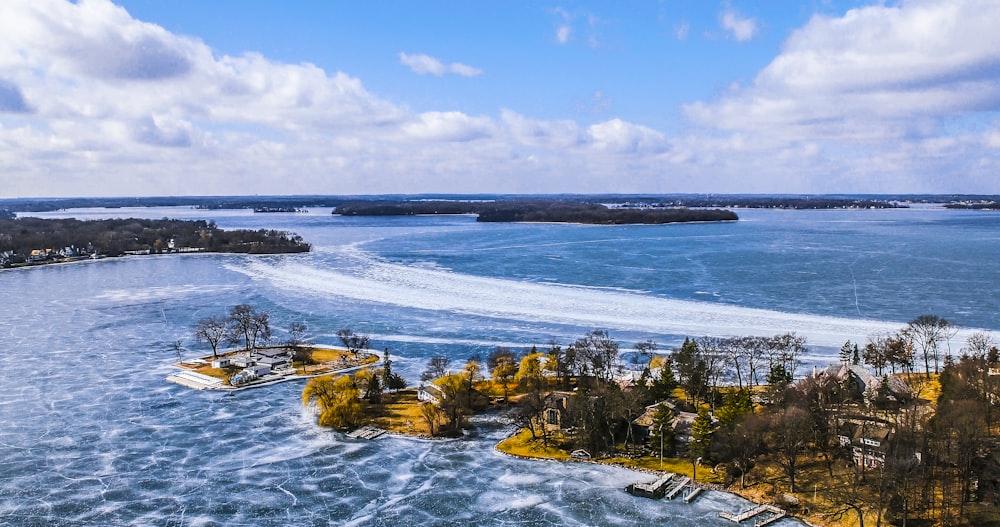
[366,389,434,436]
[496,429,572,460]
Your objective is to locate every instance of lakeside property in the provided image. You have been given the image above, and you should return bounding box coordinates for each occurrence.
[168,345,379,391]
[300,325,1000,527]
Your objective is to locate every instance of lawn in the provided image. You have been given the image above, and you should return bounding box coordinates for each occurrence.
[367,389,433,436]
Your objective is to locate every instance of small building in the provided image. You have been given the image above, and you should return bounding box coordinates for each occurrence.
[257,355,289,370]
[417,383,445,404]
[211,357,231,369]
[542,391,575,431]
[232,354,254,368]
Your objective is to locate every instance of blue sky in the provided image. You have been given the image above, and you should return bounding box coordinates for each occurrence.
[1,0,999,197]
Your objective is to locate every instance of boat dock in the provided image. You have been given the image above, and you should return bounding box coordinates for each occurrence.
[682,486,703,503]
[719,504,786,525]
[346,426,386,440]
[663,476,691,500]
[625,474,674,499]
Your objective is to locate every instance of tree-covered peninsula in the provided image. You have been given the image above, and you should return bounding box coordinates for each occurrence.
[0,217,310,267]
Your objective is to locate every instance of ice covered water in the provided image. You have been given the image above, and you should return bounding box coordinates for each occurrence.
[4,205,999,525]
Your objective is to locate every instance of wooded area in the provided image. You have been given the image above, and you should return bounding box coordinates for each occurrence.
[0,217,309,266]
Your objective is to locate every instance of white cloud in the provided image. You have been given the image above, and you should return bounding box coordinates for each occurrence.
[402,111,494,142]
[675,0,1000,193]
[674,20,690,41]
[688,1,1000,135]
[587,119,666,154]
[720,8,758,42]
[553,7,572,44]
[398,52,482,77]
[556,25,571,44]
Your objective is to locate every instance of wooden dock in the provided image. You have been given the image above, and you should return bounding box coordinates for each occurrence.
[346,426,386,440]
[664,476,690,500]
[719,504,786,525]
[625,474,674,499]
[682,486,703,503]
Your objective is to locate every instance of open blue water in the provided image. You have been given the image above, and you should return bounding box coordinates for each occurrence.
[2,205,997,525]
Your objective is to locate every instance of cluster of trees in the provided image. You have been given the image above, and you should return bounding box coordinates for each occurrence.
[474,202,737,225]
[332,198,738,225]
[193,304,274,358]
[302,351,406,429]
[841,315,960,378]
[336,200,481,216]
[0,217,310,263]
[688,328,1000,526]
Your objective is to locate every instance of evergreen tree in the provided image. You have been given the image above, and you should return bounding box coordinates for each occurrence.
[648,358,677,402]
[839,340,854,364]
[690,406,715,463]
[715,389,753,430]
[648,404,676,460]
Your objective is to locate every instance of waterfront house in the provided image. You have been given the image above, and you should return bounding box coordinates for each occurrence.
[814,363,913,407]
[257,355,290,371]
[542,391,575,431]
[417,383,445,404]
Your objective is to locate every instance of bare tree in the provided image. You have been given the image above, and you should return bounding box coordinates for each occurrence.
[227,304,271,351]
[768,406,812,493]
[336,328,371,355]
[907,315,956,376]
[964,331,995,361]
[826,465,870,527]
[421,355,451,382]
[697,336,726,410]
[572,330,620,384]
[770,332,806,379]
[287,321,307,348]
[171,339,185,361]
[194,315,228,358]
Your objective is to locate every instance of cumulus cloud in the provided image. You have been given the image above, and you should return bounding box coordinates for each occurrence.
[720,8,758,42]
[677,0,1000,193]
[399,52,483,77]
[587,119,666,154]
[402,111,494,142]
[688,1,1000,135]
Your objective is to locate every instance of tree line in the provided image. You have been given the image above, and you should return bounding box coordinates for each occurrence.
[333,199,738,225]
[0,217,310,264]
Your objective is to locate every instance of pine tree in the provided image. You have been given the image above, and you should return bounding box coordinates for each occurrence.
[690,406,715,463]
